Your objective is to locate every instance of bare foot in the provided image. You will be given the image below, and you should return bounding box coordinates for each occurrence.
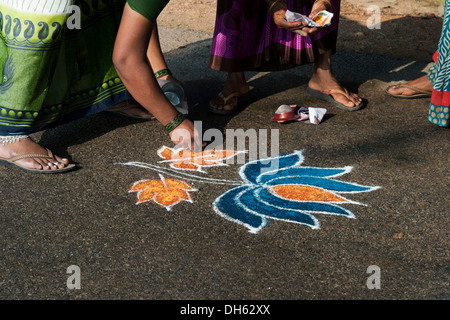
[0,137,72,172]
[386,75,433,97]
[308,69,362,109]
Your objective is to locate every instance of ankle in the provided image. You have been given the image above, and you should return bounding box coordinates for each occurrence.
[0,135,29,146]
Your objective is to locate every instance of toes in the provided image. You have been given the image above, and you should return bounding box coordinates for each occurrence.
[55,156,69,165]
[350,93,362,106]
[56,156,69,166]
[388,86,411,96]
[33,157,66,171]
[210,96,223,108]
[343,99,356,108]
[33,158,49,170]
[387,86,401,95]
[223,97,238,111]
[333,92,361,109]
[50,159,65,170]
[45,160,58,170]
[346,101,356,107]
[209,97,224,111]
[334,94,355,108]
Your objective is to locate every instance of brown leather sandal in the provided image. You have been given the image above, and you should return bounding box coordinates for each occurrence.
[0,148,76,173]
[385,84,432,99]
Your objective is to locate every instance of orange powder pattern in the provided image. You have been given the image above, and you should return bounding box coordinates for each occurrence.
[271,185,346,202]
[158,146,240,171]
[129,177,196,208]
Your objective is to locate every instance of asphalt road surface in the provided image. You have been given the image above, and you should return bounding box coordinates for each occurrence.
[0,26,448,306]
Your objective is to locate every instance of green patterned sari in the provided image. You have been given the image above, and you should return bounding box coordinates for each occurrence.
[0,0,130,135]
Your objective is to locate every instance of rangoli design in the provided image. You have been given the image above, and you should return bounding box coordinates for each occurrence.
[122,146,380,234]
[156,145,245,172]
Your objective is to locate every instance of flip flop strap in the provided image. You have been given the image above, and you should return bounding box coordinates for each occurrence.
[395,84,432,94]
[8,148,54,163]
[321,88,352,99]
[218,92,244,104]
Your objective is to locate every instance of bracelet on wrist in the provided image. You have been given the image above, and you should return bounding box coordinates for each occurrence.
[154,68,171,79]
[165,112,186,133]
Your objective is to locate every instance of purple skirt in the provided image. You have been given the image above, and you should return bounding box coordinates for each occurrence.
[209,0,341,72]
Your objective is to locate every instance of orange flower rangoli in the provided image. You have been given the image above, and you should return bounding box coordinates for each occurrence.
[129,175,197,210]
[157,146,242,172]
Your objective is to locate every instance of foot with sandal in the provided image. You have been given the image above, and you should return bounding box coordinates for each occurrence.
[306,50,363,111]
[209,72,250,115]
[208,51,363,115]
[385,75,433,99]
[0,136,75,173]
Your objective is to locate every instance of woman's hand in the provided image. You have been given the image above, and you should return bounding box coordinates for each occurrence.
[169,118,204,152]
[270,0,306,33]
[269,0,331,36]
[301,0,331,36]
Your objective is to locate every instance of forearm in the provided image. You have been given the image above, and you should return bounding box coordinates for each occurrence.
[115,56,178,126]
[113,4,179,127]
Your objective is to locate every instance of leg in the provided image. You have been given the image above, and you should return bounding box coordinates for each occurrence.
[308,49,362,109]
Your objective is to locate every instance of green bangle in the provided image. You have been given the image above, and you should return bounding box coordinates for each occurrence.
[154,68,171,79]
[165,113,185,133]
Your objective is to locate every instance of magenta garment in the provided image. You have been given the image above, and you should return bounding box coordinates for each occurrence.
[209,0,341,72]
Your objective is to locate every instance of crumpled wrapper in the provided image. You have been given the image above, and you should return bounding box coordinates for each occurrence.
[271,105,327,125]
[308,107,327,125]
[285,10,333,28]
